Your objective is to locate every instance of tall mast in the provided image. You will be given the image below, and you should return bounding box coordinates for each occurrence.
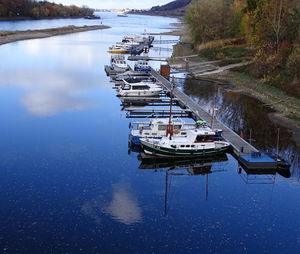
[166,81,174,138]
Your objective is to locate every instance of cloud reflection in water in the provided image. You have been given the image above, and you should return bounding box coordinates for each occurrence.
[82,183,142,225]
[0,68,101,116]
[104,184,142,225]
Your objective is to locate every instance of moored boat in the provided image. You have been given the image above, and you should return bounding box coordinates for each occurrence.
[108,45,129,54]
[110,55,129,72]
[140,128,230,157]
[134,60,151,73]
[117,81,163,97]
[130,118,222,145]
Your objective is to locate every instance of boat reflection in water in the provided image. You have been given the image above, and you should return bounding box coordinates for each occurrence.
[137,153,229,216]
[138,153,228,173]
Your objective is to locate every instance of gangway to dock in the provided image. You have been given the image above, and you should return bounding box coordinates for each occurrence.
[152,39,179,44]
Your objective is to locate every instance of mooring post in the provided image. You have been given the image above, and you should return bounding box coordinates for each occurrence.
[184,57,189,73]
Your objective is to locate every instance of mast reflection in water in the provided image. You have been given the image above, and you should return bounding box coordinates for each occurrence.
[138,154,229,216]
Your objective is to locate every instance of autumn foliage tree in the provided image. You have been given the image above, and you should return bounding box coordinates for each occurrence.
[185,0,245,44]
[186,0,300,96]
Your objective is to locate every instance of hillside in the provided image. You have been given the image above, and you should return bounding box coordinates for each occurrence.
[130,0,192,17]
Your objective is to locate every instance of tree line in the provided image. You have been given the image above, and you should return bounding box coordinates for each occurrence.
[0,0,93,18]
[186,0,300,96]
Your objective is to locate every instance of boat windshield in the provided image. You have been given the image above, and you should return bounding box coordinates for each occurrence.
[125,78,142,84]
[132,85,150,90]
[121,84,131,90]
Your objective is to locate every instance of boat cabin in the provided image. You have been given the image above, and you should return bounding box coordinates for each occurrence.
[134,60,151,72]
[121,83,151,91]
[183,129,217,143]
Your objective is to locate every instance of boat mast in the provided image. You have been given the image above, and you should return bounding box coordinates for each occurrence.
[210,95,216,128]
[166,81,174,139]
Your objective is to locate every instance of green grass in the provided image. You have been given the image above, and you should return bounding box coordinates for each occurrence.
[286,113,300,122]
[200,46,251,60]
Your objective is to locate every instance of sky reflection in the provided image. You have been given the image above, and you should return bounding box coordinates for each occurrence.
[0,68,98,116]
[82,183,143,225]
[104,183,143,225]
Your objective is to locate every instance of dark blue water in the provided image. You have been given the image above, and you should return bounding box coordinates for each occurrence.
[0,14,300,254]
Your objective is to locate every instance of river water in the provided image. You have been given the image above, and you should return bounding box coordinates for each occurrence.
[0,12,300,254]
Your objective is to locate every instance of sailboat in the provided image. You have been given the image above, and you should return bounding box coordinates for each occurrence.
[140,84,229,157]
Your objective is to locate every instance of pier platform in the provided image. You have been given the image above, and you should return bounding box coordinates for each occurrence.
[150,68,280,169]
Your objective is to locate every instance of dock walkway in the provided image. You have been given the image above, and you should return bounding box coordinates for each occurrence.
[151,68,258,155]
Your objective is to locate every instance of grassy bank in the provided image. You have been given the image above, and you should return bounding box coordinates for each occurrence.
[0,25,110,45]
[169,31,300,129]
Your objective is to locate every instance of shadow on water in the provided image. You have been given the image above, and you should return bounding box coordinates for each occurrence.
[181,78,300,181]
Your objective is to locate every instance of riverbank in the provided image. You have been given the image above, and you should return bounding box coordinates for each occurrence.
[202,70,300,137]
[0,25,110,45]
[166,24,300,146]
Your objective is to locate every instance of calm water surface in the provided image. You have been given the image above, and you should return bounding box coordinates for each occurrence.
[0,13,300,254]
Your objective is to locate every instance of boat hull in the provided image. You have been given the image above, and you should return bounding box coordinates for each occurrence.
[141,140,229,157]
[108,49,129,54]
[130,135,161,145]
[111,65,129,72]
[118,90,162,97]
[134,66,151,73]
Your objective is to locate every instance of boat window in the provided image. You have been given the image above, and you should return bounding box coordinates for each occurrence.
[191,145,195,148]
[196,135,214,142]
[145,133,150,135]
[181,132,187,135]
[122,84,130,90]
[186,145,190,148]
[180,145,185,148]
[171,145,176,148]
[174,125,182,130]
[152,133,157,136]
[158,125,167,131]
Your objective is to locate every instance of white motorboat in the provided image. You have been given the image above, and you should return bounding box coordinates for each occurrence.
[116,41,139,49]
[108,45,129,54]
[111,55,129,72]
[122,35,145,44]
[117,80,163,97]
[122,35,155,46]
[140,128,230,157]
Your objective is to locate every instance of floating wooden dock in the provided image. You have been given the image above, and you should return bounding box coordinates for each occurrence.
[150,67,258,155]
[127,56,167,62]
[152,39,179,44]
[125,106,190,118]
